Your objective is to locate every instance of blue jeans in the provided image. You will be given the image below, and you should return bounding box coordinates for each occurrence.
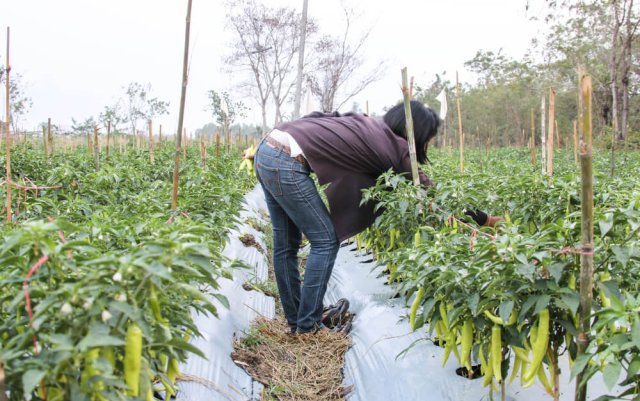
[254,141,339,333]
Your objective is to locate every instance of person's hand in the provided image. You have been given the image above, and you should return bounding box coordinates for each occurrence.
[483,215,503,228]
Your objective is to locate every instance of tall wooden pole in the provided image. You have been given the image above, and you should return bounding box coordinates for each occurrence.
[292,0,309,119]
[93,127,99,171]
[541,96,547,175]
[5,27,11,223]
[456,71,464,173]
[148,119,154,164]
[106,120,111,160]
[47,117,52,155]
[548,87,555,176]
[400,67,419,186]
[575,67,594,401]
[172,0,192,210]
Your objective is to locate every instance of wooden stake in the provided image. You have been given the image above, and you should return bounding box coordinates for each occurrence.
[530,108,536,167]
[172,0,192,211]
[456,71,464,173]
[574,66,594,401]
[148,119,154,164]
[365,100,369,115]
[541,96,546,175]
[159,124,163,142]
[106,120,111,160]
[182,128,187,160]
[93,127,99,171]
[47,117,52,155]
[42,126,48,159]
[4,27,11,223]
[400,67,420,186]
[548,87,555,176]
[215,128,220,158]
[573,120,578,164]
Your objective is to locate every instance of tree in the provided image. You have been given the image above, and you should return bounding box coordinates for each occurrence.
[71,116,97,137]
[122,82,169,135]
[99,101,127,133]
[225,0,316,130]
[307,7,385,113]
[0,62,32,134]
[207,90,247,128]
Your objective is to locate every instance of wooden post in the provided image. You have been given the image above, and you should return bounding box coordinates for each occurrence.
[548,87,555,176]
[4,27,11,223]
[93,127,99,171]
[530,108,536,167]
[159,124,163,142]
[573,120,579,164]
[182,128,187,160]
[200,136,206,169]
[42,126,48,158]
[47,117,53,156]
[87,132,92,155]
[148,119,154,164]
[555,119,560,148]
[365,100,369,115]
[172,0,192,210]
[541,96,547,175]
[106,120,111,160]
[456,71,464,173]
[215,128,220,158]
[400,67,420,186]
[574,67,594,401]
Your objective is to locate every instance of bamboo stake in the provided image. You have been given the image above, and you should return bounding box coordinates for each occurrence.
[148,119,154,164]
[456,71,464,173]
[548,87,555,176]
[87,132,92,155]
[93,127,99,171]
[159,124,163,142]
[172,0,192,211]
[5,27,11,223]
[574,67,594,401]
[530,108,536,167]
[400,67,420,186]
[365,100,369,115]
[541,96,547,175]
[106,120,111,160]
[215,128,220,158]
[573,120,578,164]
[200,137,206,169]
[47,117,52,155]
[42,126,48,159]
[182,128,187,160]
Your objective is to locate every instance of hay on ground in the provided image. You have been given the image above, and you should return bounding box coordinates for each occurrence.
[232,317,352,401]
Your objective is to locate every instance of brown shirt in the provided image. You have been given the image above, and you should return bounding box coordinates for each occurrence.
[277,114,432,242]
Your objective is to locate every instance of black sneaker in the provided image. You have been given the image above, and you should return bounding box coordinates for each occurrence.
[322,298,350,328]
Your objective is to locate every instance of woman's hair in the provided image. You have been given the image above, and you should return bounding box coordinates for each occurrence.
[383,100,440,164]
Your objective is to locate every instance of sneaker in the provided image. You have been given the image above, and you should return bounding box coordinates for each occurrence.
[321,298,350,328]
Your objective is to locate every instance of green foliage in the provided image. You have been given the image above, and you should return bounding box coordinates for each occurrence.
[0,141,255,400]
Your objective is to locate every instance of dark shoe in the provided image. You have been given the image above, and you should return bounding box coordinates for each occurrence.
[322,298,350,328]
[296,323,330,335]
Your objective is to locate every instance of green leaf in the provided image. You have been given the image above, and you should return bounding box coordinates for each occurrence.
[467,293,479,315]
[602,360,622,390]
[499,300,514,324]
[598,214,614,237]
[534,294,551,315]
[559,293,580,315]
[632,318,640,349]
[211,293,230,309]
[77,333,125,350]
[22,369,46,400]
[570,353,592,381]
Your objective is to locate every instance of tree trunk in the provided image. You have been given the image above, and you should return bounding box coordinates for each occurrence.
[609,0,621,140]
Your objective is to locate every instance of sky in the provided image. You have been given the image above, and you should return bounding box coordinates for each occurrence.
[1,0,548,135]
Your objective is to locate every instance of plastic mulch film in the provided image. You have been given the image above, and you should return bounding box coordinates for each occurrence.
[176,185,274,401]
[178,184,615,401]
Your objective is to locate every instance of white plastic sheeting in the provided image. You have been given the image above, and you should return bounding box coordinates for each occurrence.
[178,185,613,401]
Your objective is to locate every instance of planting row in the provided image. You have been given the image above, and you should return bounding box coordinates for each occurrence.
[357,148,640,400]
[0,142,255,400]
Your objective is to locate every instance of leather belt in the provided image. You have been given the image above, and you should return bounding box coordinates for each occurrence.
[265,136,310,169]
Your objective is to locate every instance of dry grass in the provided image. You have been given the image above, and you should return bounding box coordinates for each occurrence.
[232,318,352,401]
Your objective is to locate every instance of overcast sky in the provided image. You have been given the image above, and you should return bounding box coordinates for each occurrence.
[1,0,547,134]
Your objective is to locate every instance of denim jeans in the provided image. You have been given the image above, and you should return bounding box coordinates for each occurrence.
[254,140,339,333]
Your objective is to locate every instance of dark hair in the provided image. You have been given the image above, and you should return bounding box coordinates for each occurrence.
[383,100,440,164]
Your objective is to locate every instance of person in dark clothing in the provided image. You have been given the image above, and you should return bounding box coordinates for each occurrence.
[250,100,498,334]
